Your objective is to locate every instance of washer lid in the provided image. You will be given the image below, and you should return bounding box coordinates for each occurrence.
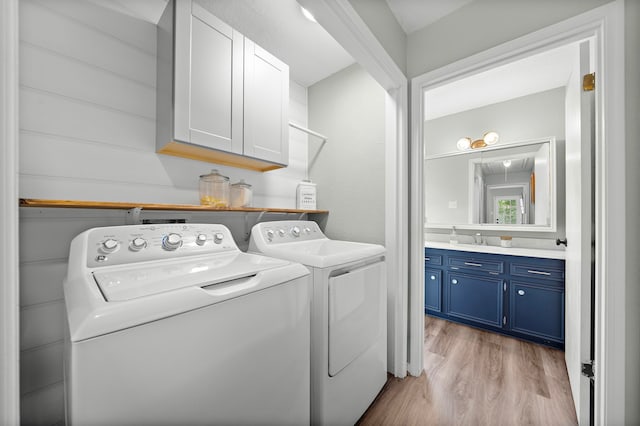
[94,252,289,301]
[255,239,386,268]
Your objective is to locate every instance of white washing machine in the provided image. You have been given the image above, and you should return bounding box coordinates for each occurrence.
[249,220,387,425]
[64,223,311,425]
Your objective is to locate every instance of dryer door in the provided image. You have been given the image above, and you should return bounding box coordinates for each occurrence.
[328,261,385,376]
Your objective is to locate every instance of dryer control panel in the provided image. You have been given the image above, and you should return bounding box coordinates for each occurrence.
[85,224,237,267]
[252,220,325,245]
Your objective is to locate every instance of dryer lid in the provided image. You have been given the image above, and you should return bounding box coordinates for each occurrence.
[94,252,289,301]
[254,239,386,268]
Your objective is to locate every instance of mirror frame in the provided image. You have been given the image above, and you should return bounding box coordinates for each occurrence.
[424,137,557,232]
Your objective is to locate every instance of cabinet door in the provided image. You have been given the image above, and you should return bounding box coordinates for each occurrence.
[446,272,504,328]
[243,38,289,165]
[174,1,243,153]
[510,281,564,342]
[424,268,442,312]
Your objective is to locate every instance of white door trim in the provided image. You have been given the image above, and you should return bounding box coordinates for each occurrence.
[0,0,21,424]
[410,1,626,423]
[297,0,409,377]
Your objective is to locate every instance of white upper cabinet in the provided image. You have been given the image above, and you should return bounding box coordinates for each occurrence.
[244,39,289,165]
[156,0,289,172]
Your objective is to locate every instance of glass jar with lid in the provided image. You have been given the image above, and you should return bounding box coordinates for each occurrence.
[230,179,253,208]
[199,169,230,208]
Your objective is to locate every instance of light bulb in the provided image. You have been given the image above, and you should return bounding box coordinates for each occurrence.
[483,131,499,145]
[457,137,471,151]
[503,159,512,168]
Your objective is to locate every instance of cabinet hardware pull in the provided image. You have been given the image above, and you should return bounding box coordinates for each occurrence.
[425,257,430,261]
[430,275,436,280]
[464,262,482,267]
[451,279,458,284]
[518,290,526,296]
[527,270,551,276]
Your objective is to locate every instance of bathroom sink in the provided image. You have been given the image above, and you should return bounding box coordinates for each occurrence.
[424,241,565,260]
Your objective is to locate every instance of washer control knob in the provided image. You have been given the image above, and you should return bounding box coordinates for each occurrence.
[130,237,147,251]
[278,229,286,237]
[304,227,311,234]
[213,232,224,244]
[101,239,119,253]
[291,226,301,237]
[196,234,207,246]
[162,233,182,251]
[266,230,275,241]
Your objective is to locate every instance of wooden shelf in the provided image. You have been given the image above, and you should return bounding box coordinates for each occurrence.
[19,198,328,214]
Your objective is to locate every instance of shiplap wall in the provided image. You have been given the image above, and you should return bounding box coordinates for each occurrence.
[18,1,309,424]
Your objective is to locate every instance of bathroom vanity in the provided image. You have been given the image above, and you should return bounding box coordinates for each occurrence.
[425,243,565,349]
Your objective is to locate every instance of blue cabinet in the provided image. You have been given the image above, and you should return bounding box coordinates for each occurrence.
[425,247,565,348]
[424,268,441,312]
[446,272,504,328]
[510,280,564,341]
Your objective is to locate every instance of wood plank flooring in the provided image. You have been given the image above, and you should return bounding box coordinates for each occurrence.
[357,317,578,426]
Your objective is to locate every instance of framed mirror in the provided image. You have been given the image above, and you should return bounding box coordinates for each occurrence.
[424,138,556,232]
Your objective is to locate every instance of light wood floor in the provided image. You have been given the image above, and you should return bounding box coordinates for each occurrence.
[357,317,578,426]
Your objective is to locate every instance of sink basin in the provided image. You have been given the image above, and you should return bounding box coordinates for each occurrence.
[425,241,565,260]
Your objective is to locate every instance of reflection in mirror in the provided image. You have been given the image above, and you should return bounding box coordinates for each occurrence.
[425,139,555,231]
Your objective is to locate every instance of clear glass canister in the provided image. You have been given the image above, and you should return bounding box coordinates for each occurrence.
[230,179,253,208]
[199,169,229,208]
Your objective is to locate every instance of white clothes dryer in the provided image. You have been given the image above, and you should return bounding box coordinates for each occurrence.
[249,220,387,425]
[64,223,311,425]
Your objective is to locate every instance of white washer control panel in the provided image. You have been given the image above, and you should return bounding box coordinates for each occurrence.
[256,220,324,245]
[86,224,236,267]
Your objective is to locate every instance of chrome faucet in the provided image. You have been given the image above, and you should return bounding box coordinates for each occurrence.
[474,232,484,245]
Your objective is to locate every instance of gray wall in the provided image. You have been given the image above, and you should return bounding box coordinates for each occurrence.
[308,63,386,245]
[425,88,565,156]
[348,0,406,75]
[406,0,613,78]
[19,0,309,209]
[424,88,566,239]
[625,0,640,422]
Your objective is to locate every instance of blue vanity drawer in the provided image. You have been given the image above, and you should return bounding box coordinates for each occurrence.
[510,263,565,282]
[447,256,504,274]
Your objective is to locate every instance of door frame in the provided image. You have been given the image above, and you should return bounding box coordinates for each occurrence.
[297,0,409,377]
[0,0,21,424]
[410,1,625,424]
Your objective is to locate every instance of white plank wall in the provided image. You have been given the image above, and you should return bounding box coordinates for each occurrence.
[18,1,309,424]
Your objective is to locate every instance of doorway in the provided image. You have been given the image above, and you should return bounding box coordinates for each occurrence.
[409,2,626,424]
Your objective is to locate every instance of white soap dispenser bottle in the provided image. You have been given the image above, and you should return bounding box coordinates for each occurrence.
[449,226,459,244]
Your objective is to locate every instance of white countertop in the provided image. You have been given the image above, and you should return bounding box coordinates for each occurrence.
[425,241,566,260]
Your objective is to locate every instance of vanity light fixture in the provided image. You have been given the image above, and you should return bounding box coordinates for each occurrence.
[456,131,500,151]
[300,6,317,23]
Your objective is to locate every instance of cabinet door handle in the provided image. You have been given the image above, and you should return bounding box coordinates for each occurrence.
[451,279,458,285]
[430,275,436,280]
[425,257,430,261]
[527,270,551,276]
[518,290,526,296]
[464,262,482,267]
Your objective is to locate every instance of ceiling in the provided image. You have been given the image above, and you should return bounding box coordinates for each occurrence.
[385,0,474,34]
[89,0,574,115]
[89,0,354,87]
[424,42,577,120]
